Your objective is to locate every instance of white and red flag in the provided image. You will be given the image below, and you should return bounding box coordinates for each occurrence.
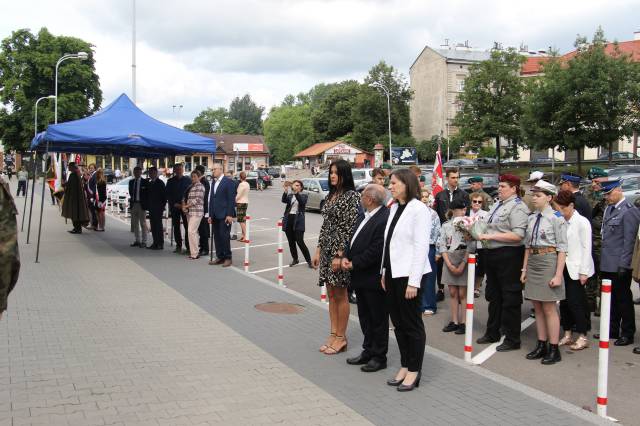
[431,149,444,197]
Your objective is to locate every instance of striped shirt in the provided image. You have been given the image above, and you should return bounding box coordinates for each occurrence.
[186,182,205,217]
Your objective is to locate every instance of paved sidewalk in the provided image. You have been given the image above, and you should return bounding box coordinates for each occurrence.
[2,191,609,425]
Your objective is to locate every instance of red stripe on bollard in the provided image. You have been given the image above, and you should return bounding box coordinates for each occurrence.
[601,284,612,293]
[277,248,283,253]
[277,221,282,226]
[599,341,609,349]
[245,240,251,244]
[468,257,476,264]
[464,345,472,352]
[277,274,284,279]
[597,397,608,405]
[466,303,474,309]
[246,216,251,220]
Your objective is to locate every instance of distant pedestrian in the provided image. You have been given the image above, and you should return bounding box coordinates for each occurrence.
[94,168,107,231]
[86,164,98,229]
[16,167,28,196]
[146,167,167,250]
[61,162,90,234]
[46,163,57,205]
[184,170,205,260]
[166,164,191,254]
[115,168,122,181]
[236,172,250,242]
[195,165,211,256]
[0,174,20,321]
[128,166,149,248]
[420,187,440,316]
[207,163,236,267]
[282,180,311,267]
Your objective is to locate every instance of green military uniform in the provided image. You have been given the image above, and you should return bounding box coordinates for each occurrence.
[584,167,608,314]
[0,175,20,316]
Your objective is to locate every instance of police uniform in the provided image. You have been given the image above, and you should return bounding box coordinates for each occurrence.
[559,173,592,221]
[478,175,530,349]
[600,179,639,342]
[0,175,20,317]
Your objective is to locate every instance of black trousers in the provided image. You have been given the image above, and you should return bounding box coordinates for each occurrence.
[213,218,232,260]
[72,220,82,231]
[198,217,210,253]
[484,246,524,345]
[436,257,444,290]
[88,203,98,228]
[17,180,27,196]
[601,271,636,338]
[285,215,310,263]
[149,208,164,247]
[560,268,589,334]
[171,208,189,250]
[355,287,389,363]
[385,272,426,372]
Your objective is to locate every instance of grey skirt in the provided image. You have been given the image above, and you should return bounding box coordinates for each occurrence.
[524,252,565,302]
[441,249,468,287]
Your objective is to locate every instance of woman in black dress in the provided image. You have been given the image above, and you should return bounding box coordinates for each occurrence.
[312,160,360,355]
[282,180,312,267]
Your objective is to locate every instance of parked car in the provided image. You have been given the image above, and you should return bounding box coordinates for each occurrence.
[257,170,272,186]
[531,157,561,164]
[103,168,116,183]
[443,159,476,169]
[598,151,639,160]
[265,167,281,179]
[351,168,373,187]
[106,177,132,211]
[606,165,640,177]
[302,178,330,211]
[621,174,640,205]
[459,173,499,198]
[246,171,268,190]
[475,157,497,168]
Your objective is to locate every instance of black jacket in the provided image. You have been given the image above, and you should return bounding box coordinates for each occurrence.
[200,176,210,215]
[281,192,308,232]
[147,178,167,213]
[434,187,470,223]
[128,177,150,210]
[574,191,592,222]
[165,175,191,209]
[344,207,390,290]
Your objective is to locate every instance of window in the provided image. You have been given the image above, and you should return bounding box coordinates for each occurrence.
[457,79,465,92]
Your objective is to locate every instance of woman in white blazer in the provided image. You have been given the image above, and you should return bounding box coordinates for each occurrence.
[382,169,431,392]
[554,190,595,350]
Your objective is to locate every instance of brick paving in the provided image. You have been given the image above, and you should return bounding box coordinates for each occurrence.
[1,188,610,425]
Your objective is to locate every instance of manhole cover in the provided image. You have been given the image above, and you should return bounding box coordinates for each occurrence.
[255,302,304,314]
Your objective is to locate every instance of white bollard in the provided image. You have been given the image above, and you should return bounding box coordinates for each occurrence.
[243,216,251,272]
[124,194,130,218]
[320,285,328,304]
[464,254,476,363]
[277,220,284,286]
[597,279,612,418]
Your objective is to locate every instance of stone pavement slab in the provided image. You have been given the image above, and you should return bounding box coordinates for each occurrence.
[2,192,611,425]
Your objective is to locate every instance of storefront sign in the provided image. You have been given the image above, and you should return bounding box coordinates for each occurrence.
[233,143,263,152]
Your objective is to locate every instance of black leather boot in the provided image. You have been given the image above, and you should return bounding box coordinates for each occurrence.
[541,344,561,365]
[525,340,548,360]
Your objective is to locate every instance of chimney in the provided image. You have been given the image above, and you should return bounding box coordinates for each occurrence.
[635,30,640,41]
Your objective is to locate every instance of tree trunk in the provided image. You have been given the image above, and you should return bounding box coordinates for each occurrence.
[576,148,582,174]
[608,141,613,167]
[495,135,501,176]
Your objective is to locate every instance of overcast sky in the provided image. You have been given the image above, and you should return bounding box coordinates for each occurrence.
[3,0,639,128]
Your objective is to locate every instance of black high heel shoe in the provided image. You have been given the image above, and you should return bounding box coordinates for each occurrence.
[397,371,421,392]
[387,376,404,386]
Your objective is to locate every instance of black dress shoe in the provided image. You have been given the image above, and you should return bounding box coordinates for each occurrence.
[397,372,421,392]
[151,245,163,250]
[496,341,520,352]
[348,293,357,304]
[454,324,466,335]
[346,354,370,365]
[526,340,548,360]
[541,344,561,365]
[68,229,81,234]
[146,244,157,249]
[289,259,299,267]
[476,335,500,344]
[436,289,445,302]
[387,377,404,386]
[593,333,619,340]
[634,297,640,305]
[130,242,140,247]
[442,322,459,333]
[614,336,634,346]
[633,347,640,354]
[139,243,146,248]
[361,360,387,372]
[231,235,238,240]
[173,246,182,253]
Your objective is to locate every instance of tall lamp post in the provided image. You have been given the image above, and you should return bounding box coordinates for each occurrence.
[369,82,392,165]
[54,52,88,188]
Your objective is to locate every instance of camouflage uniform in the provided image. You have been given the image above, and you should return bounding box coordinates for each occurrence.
[585,186,605,313]
[0,176,20,316]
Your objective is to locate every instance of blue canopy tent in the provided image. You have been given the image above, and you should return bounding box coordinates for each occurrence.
[28,93,216,262]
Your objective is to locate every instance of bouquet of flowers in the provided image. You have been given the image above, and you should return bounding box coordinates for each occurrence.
[453,216,489,248]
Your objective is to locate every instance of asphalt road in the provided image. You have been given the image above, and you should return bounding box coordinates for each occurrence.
[228,179,640,424]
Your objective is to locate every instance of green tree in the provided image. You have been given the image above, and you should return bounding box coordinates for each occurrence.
[228,94,264,135]
[0,28,102,151]
[453,48,526,174]
[311,80,361,142]
[183,107,243,134]
[263,103,314,164]
[416,136,461,162]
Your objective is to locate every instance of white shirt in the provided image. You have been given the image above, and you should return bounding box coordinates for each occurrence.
[134,177,141,201]
[213,176,222,194]
[351,206,382,245]
[565,211,595,280]
[289,194,299,215]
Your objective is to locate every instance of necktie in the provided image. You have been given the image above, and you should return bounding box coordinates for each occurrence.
[488,201,503,223]
[531,213,542,246]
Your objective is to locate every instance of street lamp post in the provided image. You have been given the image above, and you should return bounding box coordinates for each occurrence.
[54,52,88,188]
[369,82,392,166]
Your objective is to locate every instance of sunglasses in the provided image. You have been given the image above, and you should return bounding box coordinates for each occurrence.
[471,200,483,204]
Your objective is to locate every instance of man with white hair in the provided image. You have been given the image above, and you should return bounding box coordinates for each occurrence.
[342,184,390,373]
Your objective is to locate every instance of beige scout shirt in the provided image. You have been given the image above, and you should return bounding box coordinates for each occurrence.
[485,194,530,249]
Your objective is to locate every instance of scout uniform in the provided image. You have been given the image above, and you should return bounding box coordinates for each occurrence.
[523,171,544,213]
[478,174,530,350]
[468,176,492,211]
[0,175,20,317]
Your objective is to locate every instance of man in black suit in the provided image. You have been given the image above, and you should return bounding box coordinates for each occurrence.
[195,165,211,256]
[87,163,98,229]
[128,166,149,247]
[559,173,592,221]
[341,184,390,372]
[146,167,166,250]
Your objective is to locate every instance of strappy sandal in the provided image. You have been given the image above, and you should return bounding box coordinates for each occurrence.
[319,333,336,353]
[324,336,347,355]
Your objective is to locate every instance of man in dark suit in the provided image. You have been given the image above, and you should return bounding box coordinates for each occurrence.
[87,163,98,229]
[146,167,166,250]
[128,166,149,247]
[165,164,191,254]
[195,165,211,256]
[341,184,390,372]
[207,163,236,267]
[559,173,592,221]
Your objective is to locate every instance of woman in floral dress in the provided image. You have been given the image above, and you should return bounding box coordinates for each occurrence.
[312,159,360,355]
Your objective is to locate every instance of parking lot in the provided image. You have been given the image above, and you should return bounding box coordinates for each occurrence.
[104,177,640,423]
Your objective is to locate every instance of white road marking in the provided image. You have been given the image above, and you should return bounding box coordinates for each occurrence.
[471,317,536,365]
[250,262,313,274]
[231,235,318,251]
